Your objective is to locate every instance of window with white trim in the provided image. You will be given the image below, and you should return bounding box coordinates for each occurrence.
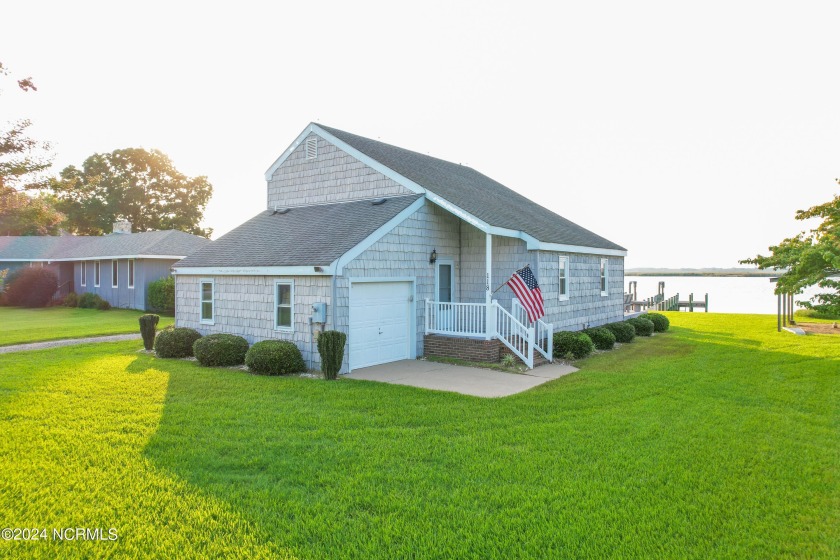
[94,261,101,287]
[558,256,570,300]
[81,262,87,287]
[112,260,118,288]
[274,280,294,331]
[600,258,609,296]
[128,260,135,289]
[200,279,214,323]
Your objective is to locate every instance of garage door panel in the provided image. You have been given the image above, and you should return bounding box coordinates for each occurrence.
[350,281,412,370]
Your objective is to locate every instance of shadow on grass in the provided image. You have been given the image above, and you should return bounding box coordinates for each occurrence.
[138,326,840,559]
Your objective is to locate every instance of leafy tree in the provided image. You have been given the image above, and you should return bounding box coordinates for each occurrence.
[742,180,840,315]
[50,148,213,237]
[0,62,61,235]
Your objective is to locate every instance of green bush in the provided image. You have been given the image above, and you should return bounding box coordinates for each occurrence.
[96,298,111,310]
[193,333,249,367]
[639,312,670,332]
[147,276,175,314]
[317,330,347,380]
[627,317,655,337]
[63,292,79,307]
[139,314,160,351]
[583,327,616,350]
[78,292,101,308]
[155,327,202,358]
[604,321,636,343]
[553,331,595,360]
[245,340,306,375]
[2,267,58,307]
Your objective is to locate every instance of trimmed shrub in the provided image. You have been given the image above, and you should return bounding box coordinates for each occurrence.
[553,331,595,360]
[583,327,616,350]
[139,314,160,351]
[245,340,306,375]
[2,267,58,307]
[155,327,202,358]
[627,317,655,337]
[96,298,111,310]
[63,292,79,307]
[604,321,636,343]
[148,276,175,314]
[317,330,347,380]
[639,312,670,333]
[193,333,249,367]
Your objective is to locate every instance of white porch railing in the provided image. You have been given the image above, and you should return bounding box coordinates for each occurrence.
[424,298,551,369]
[424,300,488,338]
[512,298,554,362]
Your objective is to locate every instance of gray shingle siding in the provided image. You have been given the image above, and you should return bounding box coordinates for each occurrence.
[175,274,331,369]
[537,251,624,330]
[267,134,413,209]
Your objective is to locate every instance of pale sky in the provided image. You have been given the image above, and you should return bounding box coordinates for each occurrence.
[2,0,837,269]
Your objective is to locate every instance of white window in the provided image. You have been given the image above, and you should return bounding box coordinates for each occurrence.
[558,256,570,300]
[200,279,214,324]
[94,261,101,287]
[112,260,118,288]
[274,280,294,331]
[128,260,135,289]
[600,258,609,296]
[81,262,87,287]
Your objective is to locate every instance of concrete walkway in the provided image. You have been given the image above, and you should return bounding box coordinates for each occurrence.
[0,333,142,354]
[346,359,578,397]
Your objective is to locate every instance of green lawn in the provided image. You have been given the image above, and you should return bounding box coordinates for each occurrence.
[0,313,837,559]
[0,307,173,346]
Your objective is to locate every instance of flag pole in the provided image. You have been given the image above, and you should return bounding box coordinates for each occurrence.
[492,264,531,294]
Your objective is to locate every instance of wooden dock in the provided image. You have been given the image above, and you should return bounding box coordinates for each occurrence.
[625,282,709,313]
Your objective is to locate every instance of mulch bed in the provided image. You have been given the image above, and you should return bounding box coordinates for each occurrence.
[796,322,840,336]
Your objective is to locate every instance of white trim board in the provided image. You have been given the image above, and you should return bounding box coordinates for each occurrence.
[10,255,188,263]
[173,265,334,276]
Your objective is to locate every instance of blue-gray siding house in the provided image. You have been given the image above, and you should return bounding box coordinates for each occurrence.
[174,124,628,373]
[0,224,209,309]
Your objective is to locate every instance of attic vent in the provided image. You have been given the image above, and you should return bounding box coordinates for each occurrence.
[305,137,318,160]
[271,206,291,215]
[371,198,387,205]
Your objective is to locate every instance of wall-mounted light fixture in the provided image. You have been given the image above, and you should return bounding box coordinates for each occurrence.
[429,249,437,265]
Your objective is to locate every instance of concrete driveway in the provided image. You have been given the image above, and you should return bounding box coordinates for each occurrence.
[345,359,577,398]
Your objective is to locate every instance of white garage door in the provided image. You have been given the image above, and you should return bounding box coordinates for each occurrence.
[350,281,413,370]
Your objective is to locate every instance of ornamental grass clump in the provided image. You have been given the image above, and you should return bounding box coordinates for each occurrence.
[193,333,249,367]
[245,340,306,375]
[553,331,595,360]
[317,330,347,380]
[139,314,160,351]
[155,327,202,358]
[627,317,655,337]
[604,321,636,343]
[639,312,670,332]
[582,326,616,350]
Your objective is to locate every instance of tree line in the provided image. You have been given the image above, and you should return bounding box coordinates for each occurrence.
[0,62,212,237]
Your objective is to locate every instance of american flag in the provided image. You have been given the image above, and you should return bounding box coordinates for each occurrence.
[507,265,545,322]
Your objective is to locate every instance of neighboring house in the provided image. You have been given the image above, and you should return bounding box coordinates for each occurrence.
[0,221,209,309]
[174,124,627,373]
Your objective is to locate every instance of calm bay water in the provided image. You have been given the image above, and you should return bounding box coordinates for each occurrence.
[626,276,827,315]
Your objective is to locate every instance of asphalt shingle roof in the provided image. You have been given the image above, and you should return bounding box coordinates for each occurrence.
[318,124,626,252]
[175,195,422,268]
[0,230,209,261]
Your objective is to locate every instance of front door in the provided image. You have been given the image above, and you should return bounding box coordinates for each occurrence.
[435,259,454,303]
